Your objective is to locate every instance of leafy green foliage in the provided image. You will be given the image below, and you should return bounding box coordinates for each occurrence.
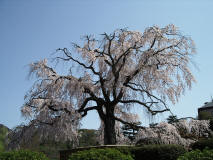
[191,138,213,150]
[0,124,100,159]
[167,115,179,124]
[133,144,186,160]
[7,127,99,160]
[65,145,186,160]
[78,129,100,147]
[136,137,164,146]
[68,148,134,160]
[0,124,10,152]
[149,123,158,128]
[113,146,134,157]
[209,119,213,131]
[178,149,213,160]
[20,138,72,160]
[8,127,73,160]
[121,122,141,142]
[0,150,49,160]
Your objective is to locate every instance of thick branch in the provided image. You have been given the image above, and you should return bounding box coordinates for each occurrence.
[78,97,95,112]
[100,77,110,102]
[84,87,104,103]
[78,106,99,117]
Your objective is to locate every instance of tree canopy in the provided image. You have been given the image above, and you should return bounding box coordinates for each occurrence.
[19,24,196,146]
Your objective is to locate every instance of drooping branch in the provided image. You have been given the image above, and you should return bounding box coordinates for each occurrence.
[48,104,72,115]
[125,83,165,104]
[21,25,196,146]
[124,83,172,114]
[102,32,116,65]
[57,48,112,103]
[56,48,100,75]
[112,46,136,99]
[113,115,145,130]
[152,41,182,57]
[119,99,169,115]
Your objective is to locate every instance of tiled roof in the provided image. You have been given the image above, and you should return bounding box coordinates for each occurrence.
[201,101,213,108]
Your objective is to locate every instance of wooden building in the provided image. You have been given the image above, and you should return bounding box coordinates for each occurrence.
[198,101,213,120]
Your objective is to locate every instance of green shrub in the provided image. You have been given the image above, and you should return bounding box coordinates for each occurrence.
[114,146,135,157]
[209,119,213,131]
[191,138,213,150]
[133,144,186,160]
[78,129,100,147]
[0,150,49,160]
[68,148,134,160]
[0,125,9,152]
[66,145,186,160]
[178,149,213,160]
[136,137,164,146]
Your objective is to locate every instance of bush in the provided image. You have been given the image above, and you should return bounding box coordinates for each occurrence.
[133,144,186,160]
[114,146,134,157]
[178,149,213,160]
[191,138,213,150]
[66,145,186,160]
[68,148,134,160]
[0,125,9,152]
[0,150,49,160]
[209,119,213,131]
[136,137,164,146]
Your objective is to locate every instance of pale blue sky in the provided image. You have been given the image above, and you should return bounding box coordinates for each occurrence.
[1,0,213,129]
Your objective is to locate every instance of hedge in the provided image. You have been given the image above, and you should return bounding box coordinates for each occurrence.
[191,138,213,150]
[61,144,186,160]
[132,144,186,160]
[0,150,49,160]
[178,149,213,160]
[68,148,133,160]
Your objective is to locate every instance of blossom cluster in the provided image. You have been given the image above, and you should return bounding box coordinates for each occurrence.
[134,120,211,147]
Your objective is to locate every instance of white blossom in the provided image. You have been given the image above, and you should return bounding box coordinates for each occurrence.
[12,24,196,147]
[134,120,211,147]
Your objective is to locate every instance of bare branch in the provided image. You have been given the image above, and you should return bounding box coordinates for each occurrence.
[57,48,100,75]
[113,116,145,129]
[119,99,169,115]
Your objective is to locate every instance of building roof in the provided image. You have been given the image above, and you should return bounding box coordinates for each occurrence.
[201,101,213,108]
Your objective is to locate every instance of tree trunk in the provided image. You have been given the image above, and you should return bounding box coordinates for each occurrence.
[104,116,116,145]
[97,104,117,145]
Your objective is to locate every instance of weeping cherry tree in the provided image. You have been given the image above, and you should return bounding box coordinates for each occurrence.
[21,24,196,145]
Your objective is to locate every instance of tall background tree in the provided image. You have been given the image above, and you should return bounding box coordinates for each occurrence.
[6,124,100,160]
[20,24,196,145]
[167,115,179,124]
[0,124,10,152]
[121,122,141,142]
